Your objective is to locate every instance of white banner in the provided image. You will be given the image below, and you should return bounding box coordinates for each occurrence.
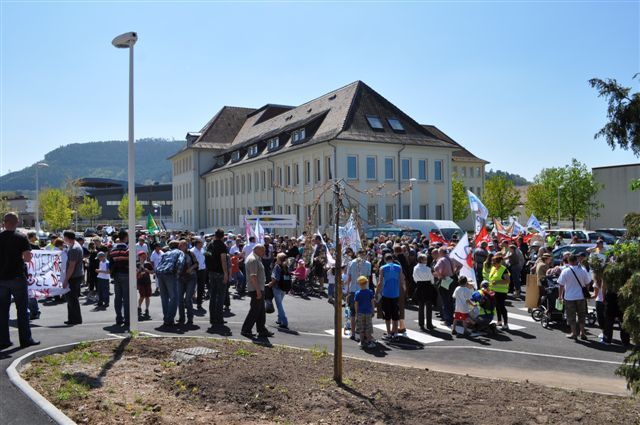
[25,250,70,299]
[240,214,297,229]
[467,190,489,220]
[449,235,477,288]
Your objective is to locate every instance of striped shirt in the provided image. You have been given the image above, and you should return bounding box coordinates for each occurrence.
[108,243,129,274]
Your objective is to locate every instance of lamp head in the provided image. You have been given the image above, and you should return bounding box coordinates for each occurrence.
[112,32,137,48]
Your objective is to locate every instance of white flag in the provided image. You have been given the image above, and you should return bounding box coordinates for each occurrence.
[526,214,546,237]
[509,216,526,236]
[254,218,265,244]
[467,190,489,220]
[449,235,477,289]
[316,229,335,266]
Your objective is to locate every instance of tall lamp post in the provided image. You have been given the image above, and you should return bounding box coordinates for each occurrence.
[112,31,138,333]
[409,178,417,219]
[557,184,564,228]
[35,162,48,232]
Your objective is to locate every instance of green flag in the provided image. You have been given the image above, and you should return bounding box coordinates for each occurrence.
[146,213,160,233]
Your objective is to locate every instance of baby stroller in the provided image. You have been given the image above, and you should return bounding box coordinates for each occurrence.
[532,278,566,329]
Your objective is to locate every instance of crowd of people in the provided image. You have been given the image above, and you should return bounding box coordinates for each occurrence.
[0,210,632,351]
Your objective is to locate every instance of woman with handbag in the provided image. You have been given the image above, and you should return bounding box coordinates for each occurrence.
[413,253,435,331]
[269,253,291,329]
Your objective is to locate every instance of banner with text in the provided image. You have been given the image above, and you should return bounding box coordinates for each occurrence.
[25,250,70,299]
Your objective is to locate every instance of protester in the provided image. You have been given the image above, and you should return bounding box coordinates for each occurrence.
[269,252,291,329]
[451,276,475,336]
[376,254,404,340]
[345,249,372,340]
[558,254,591,341]
[62,230,84,326]
[354,275,376,348]
[178,240,198,325]
[108,230,131,329]
[488,254,510,330]
[0,212,39,349]
[155,240,185,327]
[190,239,207,310]
[95,251,110,309]
[241,244,274,338]
[413,253,435,331]
[136,251,153,320]
[205,229,228,326]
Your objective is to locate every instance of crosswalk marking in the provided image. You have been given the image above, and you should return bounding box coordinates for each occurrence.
[505,312,536,323]
[429,321,526,333]
[374,324,444,345]
[324,329,350,339]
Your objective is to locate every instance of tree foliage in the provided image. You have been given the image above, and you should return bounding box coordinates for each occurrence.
[485,169,529,186]
[77,196,102,225]
[40,188,72,230]
[526,166,565,227]
[452,173,469,222]
[484,175,520,220]
[589,75,640,157]
[117,193,144,221]
[561,159,602,229]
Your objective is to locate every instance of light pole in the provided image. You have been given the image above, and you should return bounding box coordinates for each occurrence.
[409,178,417,219]
[112,31,138,333]
[34,162,48,231]
[557,184,564,228]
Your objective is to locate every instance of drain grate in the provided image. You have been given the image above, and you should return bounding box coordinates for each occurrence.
[169,346,220,364]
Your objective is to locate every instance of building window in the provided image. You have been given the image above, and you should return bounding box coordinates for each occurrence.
[419,204,427,219]
[286,165,291,185]
[306,205,312,224]
[402,204,410,219]
[476,187,481,197]
[461,167,467,178]
[476,167,481,177]
[315,158,321,182]
[285,205,291,214]
[295,205,300,223]
[387,117,404,132]
[366,156,376,180]
[295,164,300,185]
[267,137,280,151]
[347,155,358,179]
[435,204,444,220]
[317,205,322,226]
[241,175,246,194]
[401,158,411,180]
[305,161,311,184]
[384,157,394,180]
[277,206,283,214]
[268,169,273,189]
[276,167,282,185]
[453,166,458,174]
[326,156,333,180]
[385,204,395,221]
[253,172,258,192]
[235,176,239,194]
[248,145,259,157]
[367,204,377,225]
[469,167,474,178]
[231,151,241,162]
[261,171,266,190]
[292,128,306,143]
[327,203,333,226]
[365,115,384,131]
[434,160,443,181]
[418,159,427,181]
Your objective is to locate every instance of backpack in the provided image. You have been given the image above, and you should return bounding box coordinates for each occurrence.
[277,264,292,292]
[479,290,496,312]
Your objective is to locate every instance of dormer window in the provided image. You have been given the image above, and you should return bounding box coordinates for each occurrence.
[366,115,384,131]
[292,128,306,143]
[387,117,405,132]
[231,151,241,162]
[248,145,259,157]
[267,137,280,151]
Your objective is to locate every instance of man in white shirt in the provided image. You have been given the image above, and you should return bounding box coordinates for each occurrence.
[135,238,149,256]
[242,236,256,259]
[558,254,591,341]
[228,235,240,255]
[190,239,207,309]
[150,244,164,295]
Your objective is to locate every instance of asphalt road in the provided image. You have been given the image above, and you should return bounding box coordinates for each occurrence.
[1,286,632,424]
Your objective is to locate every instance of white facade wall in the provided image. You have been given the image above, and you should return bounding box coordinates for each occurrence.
[171,150,198,229]
[589,164,640,229]
[200,141,454,234]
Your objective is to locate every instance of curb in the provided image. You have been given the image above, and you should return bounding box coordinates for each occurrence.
[6,338,118,425]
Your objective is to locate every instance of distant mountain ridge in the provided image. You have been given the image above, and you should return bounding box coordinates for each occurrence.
[0,138,184,191]
[486,169,530,186]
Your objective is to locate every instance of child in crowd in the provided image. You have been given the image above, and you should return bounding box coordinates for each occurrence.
[451,276,476,336]
[355,275,376,348]
[230,252,246,295]
[293,259,308,283]
[136,251,153,320]
[95,252,110,309]
[326,265,336,304]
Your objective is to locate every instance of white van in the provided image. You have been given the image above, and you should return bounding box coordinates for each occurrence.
[393,219,464,241]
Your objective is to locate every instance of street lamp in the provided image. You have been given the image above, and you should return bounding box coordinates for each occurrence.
[557,184,564,228]
[409,178,417,219]
[34,162,48,232]
[112,31,138,333]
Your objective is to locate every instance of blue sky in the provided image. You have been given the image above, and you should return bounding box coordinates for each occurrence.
[1,1,638,181]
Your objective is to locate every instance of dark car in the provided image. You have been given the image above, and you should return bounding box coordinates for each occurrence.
[551,244,595,266]
[595,228,626,238]
[585,231,616,245]
[364,227,421,240]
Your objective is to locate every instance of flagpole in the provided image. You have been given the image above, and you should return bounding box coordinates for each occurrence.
[333,180,343,383]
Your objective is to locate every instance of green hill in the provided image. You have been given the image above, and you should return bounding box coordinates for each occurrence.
[486,169,530,186]
[0,138,184,191]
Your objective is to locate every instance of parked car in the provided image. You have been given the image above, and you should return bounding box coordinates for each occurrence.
[551,244,595,266]
[584,230,616,245]
[546,229,588,245]
[364,226,421,240]
[595,228,627,238]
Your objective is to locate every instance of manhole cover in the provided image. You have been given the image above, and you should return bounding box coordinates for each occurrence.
[169,346,219,364]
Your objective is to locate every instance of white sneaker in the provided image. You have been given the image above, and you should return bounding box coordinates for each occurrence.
[502,324,509,330]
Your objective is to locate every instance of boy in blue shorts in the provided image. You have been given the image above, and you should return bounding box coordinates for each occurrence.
[355,275,376,348]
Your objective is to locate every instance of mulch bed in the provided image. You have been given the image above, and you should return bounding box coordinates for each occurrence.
[21,337,640,424]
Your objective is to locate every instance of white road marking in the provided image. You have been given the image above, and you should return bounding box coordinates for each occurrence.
[374,324,444,345]
[324,329,350,339]
[504,312,536,323]
[425,345,622,365]
[139,332,160,337]
[429,321,526,333]
[107,333,126,339]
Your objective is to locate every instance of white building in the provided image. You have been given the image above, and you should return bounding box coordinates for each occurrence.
[589,163,640,229]
[170,81,485,234]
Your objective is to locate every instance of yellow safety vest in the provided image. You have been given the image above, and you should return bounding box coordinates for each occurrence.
[482,266,491,282]
[489,265,508,294]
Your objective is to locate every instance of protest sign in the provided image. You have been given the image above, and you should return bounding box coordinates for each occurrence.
[25,250,70,299]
